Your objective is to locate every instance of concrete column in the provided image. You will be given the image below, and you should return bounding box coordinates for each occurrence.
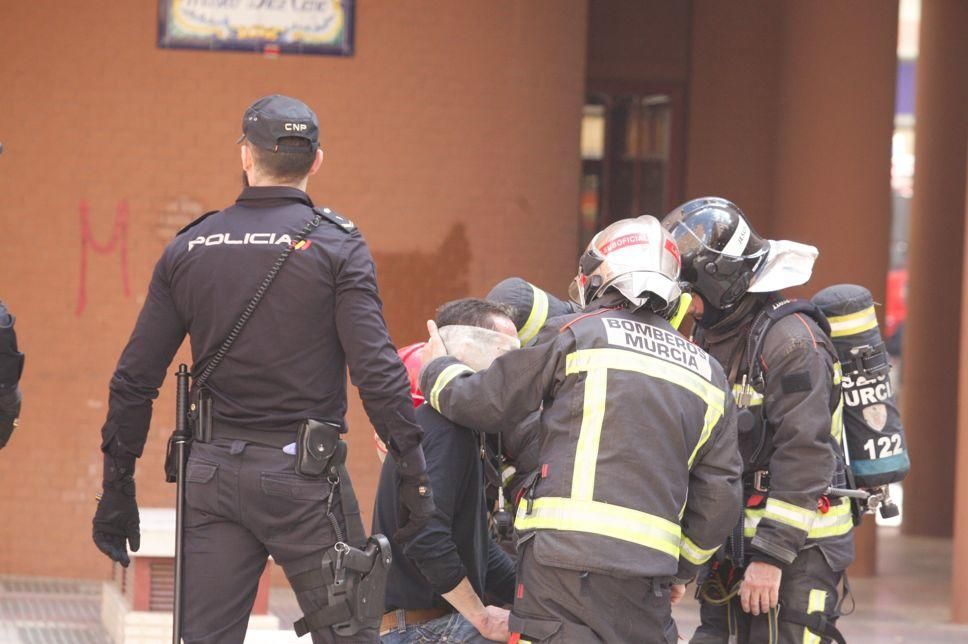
[902,0,968,541]
[953,144,968,623]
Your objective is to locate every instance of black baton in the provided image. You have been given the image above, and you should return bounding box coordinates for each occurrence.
[172,364,191,643]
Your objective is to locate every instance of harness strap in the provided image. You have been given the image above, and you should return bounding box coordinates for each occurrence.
[293,599,354,637]
[780,607,847,644]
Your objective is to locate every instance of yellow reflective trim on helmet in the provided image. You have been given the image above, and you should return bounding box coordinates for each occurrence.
[518,283,549,345]
[428,363,474,412]
[670,292,693,330]
[827,306,878,338]
[803,589,829,644]
[565,348,724,413]
[679,534,720,565]
[571,368,608,501]
[515,496,681,558]
[744,497,852,539]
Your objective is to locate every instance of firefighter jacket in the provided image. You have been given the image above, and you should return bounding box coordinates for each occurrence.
[695,296,855,572]
[420,300,743,582]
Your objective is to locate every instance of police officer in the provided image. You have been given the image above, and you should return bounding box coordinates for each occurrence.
[663,197,853,643]
[91,95,435,644]
[420,216,743,643]
[0,300,23,449]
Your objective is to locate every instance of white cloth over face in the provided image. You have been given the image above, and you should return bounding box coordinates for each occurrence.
[748,240,819,294]
[438,325,521,372]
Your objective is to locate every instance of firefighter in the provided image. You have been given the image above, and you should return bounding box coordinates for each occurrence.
[663,197,853,644]
[419,216,742,643]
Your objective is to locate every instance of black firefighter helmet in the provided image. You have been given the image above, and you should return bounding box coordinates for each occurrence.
[662,197,769,310]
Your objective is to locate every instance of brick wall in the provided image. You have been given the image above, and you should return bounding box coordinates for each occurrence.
[0,0,587,579]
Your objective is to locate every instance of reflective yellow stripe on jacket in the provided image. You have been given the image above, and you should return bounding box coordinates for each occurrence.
[679,535,719,566]
[744,497,852,540]
[429,363,474,411]
[517,283,549,345]
[566,348,725,472]
[512,347,726,559]
[514,496,681,557]
[831,362,845,442]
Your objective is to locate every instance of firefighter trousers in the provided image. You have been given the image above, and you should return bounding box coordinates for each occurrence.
[691,547,842,644]
[181,439,378,644]
[509,539,678,643]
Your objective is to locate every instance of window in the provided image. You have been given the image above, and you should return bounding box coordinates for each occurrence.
[579,86,685,251]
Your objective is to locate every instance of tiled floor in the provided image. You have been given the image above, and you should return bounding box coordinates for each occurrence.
[2,528,967,642]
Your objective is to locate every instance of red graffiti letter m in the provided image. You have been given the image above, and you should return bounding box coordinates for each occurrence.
[75,200,131,316]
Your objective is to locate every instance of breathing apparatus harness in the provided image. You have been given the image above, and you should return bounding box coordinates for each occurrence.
[695,296,852,644]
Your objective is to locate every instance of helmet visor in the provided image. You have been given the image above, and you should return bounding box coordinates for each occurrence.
[665,208,767,260]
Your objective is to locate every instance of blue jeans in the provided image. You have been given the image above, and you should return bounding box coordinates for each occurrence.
[381,612,495,643]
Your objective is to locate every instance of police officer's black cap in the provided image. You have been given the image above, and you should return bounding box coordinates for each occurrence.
[237,95,320,152]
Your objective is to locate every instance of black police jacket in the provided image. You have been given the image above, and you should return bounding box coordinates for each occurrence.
[100,186,422,459]
[0,300,23,448]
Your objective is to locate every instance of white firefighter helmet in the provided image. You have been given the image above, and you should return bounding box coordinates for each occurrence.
[569,215,682,315]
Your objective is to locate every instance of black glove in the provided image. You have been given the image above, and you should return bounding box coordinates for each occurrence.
[394,446,435,544]
[93,452,140,567]
[0,388,20,449]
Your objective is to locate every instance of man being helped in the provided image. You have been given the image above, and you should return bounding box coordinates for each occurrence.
[420,216,743,643]
[663,197,853,643]
[91,95,434,644]
[374,298,520,642]
[0,300,23,449]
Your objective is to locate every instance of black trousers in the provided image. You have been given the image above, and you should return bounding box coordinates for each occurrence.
[182,439,377,644]
[508,540,677,644]
[691,548,842,644]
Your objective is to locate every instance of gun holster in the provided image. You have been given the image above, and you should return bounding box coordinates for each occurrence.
[292,534,393,638]
[295,419,345,478]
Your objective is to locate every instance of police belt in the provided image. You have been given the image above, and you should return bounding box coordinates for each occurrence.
[204,419,300,448]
